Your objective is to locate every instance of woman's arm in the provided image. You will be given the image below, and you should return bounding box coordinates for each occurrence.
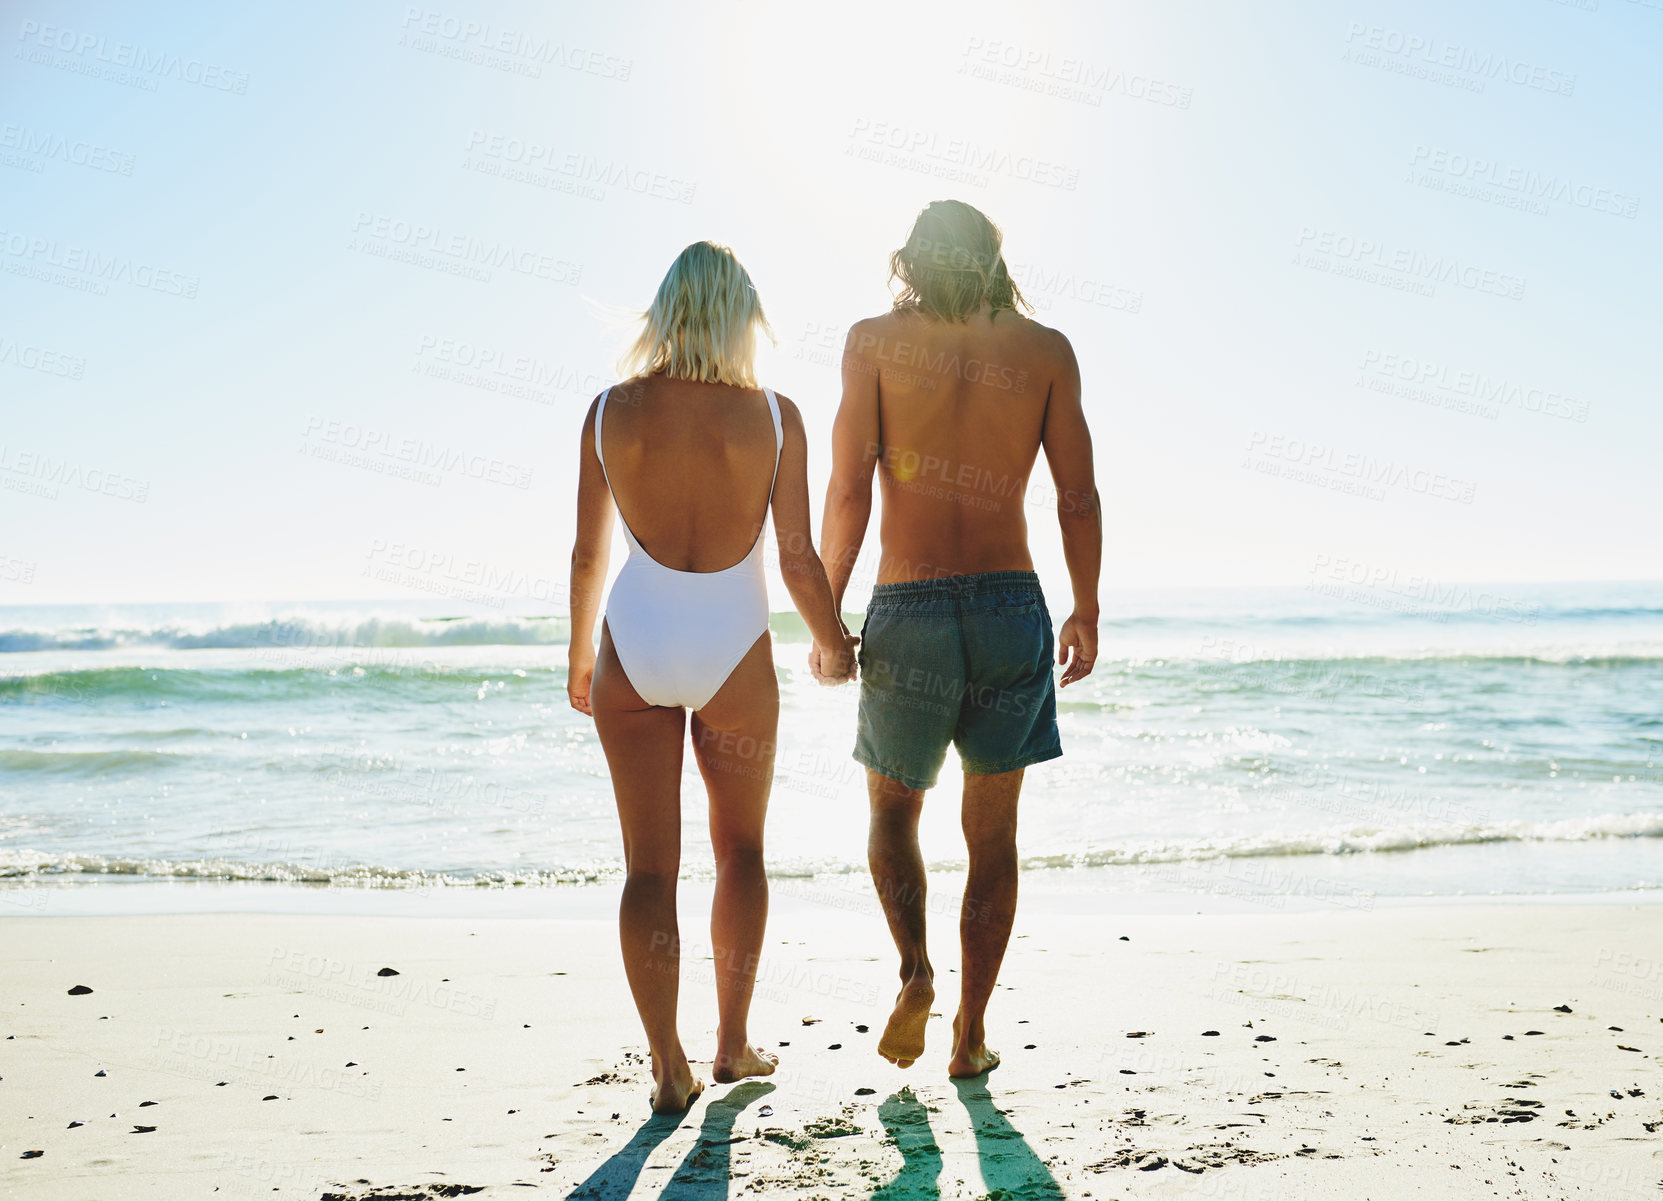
[567,396,614,715]
[771,395,856,682]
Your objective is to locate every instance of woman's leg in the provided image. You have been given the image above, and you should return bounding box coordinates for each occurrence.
[690,631,780,1082]
[591,622,701,1112]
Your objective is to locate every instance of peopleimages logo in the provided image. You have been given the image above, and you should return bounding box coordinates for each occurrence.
[847,119,1080,191]
[0,229,199,298]
[0,124,135,174]
[1342,23,1575,96]
[15,20,250,93]
[1410,146,1639,219]
[1294,228,1525,300]
[349,213,582,285]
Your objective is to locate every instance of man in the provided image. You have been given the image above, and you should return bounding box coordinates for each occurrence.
[812,200,1101,1078]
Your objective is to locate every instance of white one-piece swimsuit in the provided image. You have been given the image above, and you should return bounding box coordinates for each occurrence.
[595,385,783,710]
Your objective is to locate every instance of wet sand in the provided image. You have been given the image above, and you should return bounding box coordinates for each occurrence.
[2,895,1660,1198]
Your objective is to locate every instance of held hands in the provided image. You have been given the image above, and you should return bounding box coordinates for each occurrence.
[1057,611,1098,687]
[567,643,596,716]
[809,627,860,686]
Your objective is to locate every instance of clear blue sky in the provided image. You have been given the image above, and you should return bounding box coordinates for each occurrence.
[2,0,1659,605]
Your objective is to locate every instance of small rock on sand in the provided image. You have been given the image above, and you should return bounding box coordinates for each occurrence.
[67,985,93,996]
[377,967,400,977]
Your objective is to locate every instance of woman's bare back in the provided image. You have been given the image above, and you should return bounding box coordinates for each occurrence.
[599,375,780,572]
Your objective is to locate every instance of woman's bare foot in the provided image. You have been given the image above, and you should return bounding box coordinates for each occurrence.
[649,1058,704,1113]
[712,1042,779,1083]
[877,975,935,1068]
[947,1012,1000,1078]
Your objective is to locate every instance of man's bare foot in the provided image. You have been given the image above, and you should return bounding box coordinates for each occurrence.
[946,1043,1000,1078]
[712,1043,779,1083]
[649,1061,704,1113]
[877,977,935,1068]
[947,1012,1000,1078]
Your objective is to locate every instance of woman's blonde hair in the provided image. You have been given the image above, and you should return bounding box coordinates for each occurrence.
[618,241,773,387]
[889,200,1031,322]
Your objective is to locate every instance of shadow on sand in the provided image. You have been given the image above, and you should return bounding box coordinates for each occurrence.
[659,1081,776,1199]
[873,1087,943,1199]
[566,1081,775,1200]
[952,1077,1066,1200]
[564,1104,687,1200]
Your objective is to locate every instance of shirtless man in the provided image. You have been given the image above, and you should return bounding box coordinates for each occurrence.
[812,200,1102,1078]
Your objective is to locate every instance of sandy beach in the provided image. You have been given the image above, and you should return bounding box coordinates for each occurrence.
[3,891,1659,1200]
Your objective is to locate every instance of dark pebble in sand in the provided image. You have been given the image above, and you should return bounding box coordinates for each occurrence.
[139,1101,157,1107]
[855,1088,876,1096]
[1254,1035,1277,1042]
[1025,1044,1037,1050]
[1126,1031,1150,1038]
[1120,1069,1136,1075]
[1609,1026,1623,1031]
[456,1067,466,1071]
[611,1112,619,1119]
[1503,1035,1514,1040]
[778,1041,790,1047]
[287,1036,295,1041]
[131,1125,156,1134]
[1618,1045,1641,1052]
[67,985,93,996]
[1553,1005,1572,1013]
[377,967,400,977]
[346,1062,358,1068]
[829,1044,842,1050]
[21,1150,44,1159]
[216,1082,227,1087]
[1202,1031,1220,1037]
[67,1122,82,1129]
[1524,1030,1544,1036]
[1119,936,1130,941]
[94,1070,106,1077]
[855,1025,869,1033]
[263,1095,278,1101]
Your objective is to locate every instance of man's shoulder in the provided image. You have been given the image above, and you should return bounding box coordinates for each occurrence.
[998,309,1070,346]
[845,310,911,344]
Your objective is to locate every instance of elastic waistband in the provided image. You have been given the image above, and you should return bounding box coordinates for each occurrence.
[868,570,1042,605]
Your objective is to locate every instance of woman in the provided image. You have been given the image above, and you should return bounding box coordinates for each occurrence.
[567,241,857,1113]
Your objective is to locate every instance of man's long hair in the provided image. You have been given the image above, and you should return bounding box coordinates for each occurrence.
[888,200,1031,322]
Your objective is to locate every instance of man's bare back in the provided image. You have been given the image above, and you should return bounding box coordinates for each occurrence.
[839,306,1084,584]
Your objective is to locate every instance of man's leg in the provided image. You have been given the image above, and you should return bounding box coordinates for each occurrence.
[868,768,935,1068]
[948,767,1022,1078]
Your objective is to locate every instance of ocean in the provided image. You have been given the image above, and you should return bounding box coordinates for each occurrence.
[2,582,1661,913]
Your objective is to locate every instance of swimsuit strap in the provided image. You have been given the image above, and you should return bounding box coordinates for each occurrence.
[593,386,612,486]
[763,387,783,502]
[593,386,642,552]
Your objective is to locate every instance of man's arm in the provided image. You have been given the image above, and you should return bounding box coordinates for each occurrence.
[820,319,882,611]
[1039,331,1101,686]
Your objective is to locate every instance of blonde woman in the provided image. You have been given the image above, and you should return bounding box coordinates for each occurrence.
[568,241,858,1113]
